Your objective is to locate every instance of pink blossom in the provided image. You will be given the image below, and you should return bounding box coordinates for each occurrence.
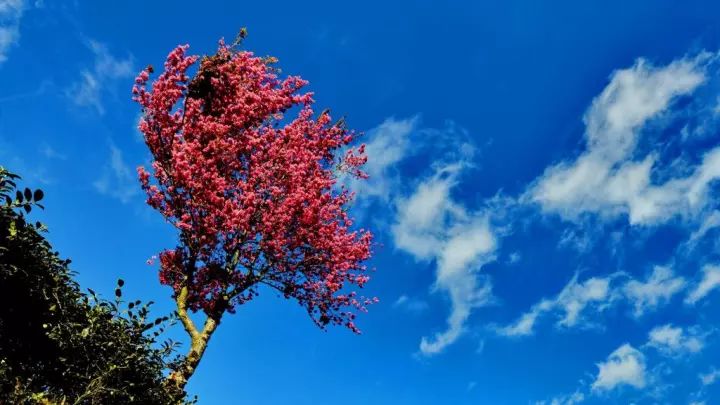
[134,41,375,332]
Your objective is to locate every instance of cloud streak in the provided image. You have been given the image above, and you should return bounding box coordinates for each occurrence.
[93,142,138,203]
[67,39,133,114]
[392,162,497,355]
[0,0,24,64]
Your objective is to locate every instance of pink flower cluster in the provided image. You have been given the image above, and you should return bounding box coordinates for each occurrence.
[133,41,374,332]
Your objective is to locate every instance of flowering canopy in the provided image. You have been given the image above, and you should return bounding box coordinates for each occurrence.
[132,41,374,333]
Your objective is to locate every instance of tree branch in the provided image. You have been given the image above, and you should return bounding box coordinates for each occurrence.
[175,285,199,342]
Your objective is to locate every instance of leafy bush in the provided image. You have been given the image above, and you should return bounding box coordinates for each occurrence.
[0,167,188,404]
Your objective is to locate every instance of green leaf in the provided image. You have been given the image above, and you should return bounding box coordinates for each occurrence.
[23,187,31,201]
[33,189,44,201]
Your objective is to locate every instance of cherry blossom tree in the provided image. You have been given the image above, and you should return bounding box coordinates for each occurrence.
[132,36,375,390]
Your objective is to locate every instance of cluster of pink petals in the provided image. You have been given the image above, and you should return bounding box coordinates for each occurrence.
[133,42,374,332]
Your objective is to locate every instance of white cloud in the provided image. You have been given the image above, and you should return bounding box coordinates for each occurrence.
[700,368,720,386]
[498,265,692,337]
[67,40,133,114]
[646,324,704,357]
[528,53,720,226]
[39,142,67,160]
[507,251,521,264]
[592,343,646,392]
[0,0,24,64]
[393,294,429,313]
[686,265,720,305]
[419,216,496,355]
[497,273,617,337]
[687,211,720,248]
[623,266,686,317]
[392,163,465,260]
[347,117,496,355]
[497,302,548,337]
[352,116,418,201]
[536,391,585,405]
[392,161,497,355]
[93,142,138,203]
[555,275,615,327]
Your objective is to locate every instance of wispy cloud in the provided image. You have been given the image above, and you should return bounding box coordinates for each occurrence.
[393,294,429,313]
[498,266,689,337]
[393,162,497,355]
[0,0,24,64]
[93,142,138,203]
[623,266,686,317]
[536,391,585,405]
[67,39,133,114]
[497,272,619,337]
[547,323,706,402]
[527,52,720,226]
[353,117,499,356]
[645,324,704,357]
[39,142,67,160]
[700,368,720,386]
[349,116,418,202]
[685,265,720,305]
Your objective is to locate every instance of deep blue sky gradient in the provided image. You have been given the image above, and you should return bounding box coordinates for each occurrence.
[3,1,720,403]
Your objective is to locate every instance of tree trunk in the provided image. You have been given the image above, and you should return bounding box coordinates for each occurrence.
[166,316,218,390]
[165,286,221,393]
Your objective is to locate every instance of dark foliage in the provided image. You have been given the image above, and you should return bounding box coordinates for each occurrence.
[0,167,189,404]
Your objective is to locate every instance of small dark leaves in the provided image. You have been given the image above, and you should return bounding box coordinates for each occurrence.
[154,318,162,325]
[117,278,125,287]
[115,288,122,298]
[0,169,189,402]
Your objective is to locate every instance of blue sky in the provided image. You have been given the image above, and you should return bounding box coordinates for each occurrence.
[4,1,720,403]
